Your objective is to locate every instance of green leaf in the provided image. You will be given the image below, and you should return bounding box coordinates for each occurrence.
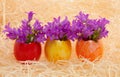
[91,30,100,42]
[26,34,35,43]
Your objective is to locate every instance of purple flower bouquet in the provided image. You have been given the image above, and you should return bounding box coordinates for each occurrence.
[44,16,73,62]
[3,11,109,62]
[73,12,109,61]
[4,11,45,43]
[44,16,74,41]
[3,11,45,61]
[72,11,109,41]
